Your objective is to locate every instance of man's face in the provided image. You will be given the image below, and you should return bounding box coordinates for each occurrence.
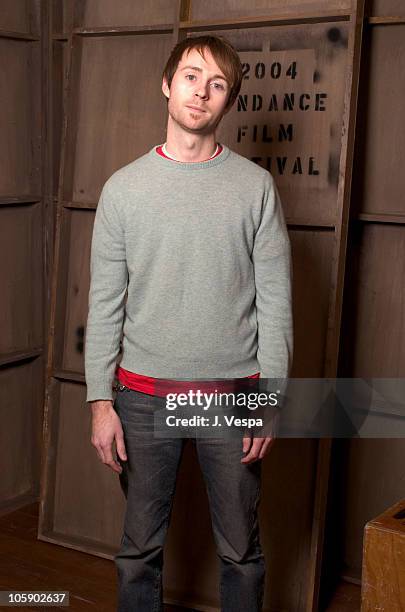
[162,47,231,135]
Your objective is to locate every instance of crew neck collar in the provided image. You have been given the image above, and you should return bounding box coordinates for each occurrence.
[162,142,220,161]
[149,143,231,170]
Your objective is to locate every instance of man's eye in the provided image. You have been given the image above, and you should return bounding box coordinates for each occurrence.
[212,82,225,90]
[185,74,196,80]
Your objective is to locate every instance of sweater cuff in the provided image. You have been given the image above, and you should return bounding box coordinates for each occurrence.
[86,379,115,403]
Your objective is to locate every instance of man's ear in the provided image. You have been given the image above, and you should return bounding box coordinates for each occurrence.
[162,77,170,100]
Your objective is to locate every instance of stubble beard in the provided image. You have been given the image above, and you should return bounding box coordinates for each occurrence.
[168,102,222,136]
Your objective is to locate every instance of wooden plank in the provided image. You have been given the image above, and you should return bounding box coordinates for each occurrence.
[357,213,405,224]
[51,0,63,34]
[67,34,171,203]
[0,205,43,354]
[50,209,73,372]
[171,0,184,45]
[53,370,86,383]
[41,0,53,210]
[180,12,350,31]
[41,0,76,463]
[50,0,74,35]
[368,16,405,24]
[0,39,39,196]
[0,349,42,368]
[0,30,39,40]
[307,1,365,609]
[0,196,41,205]
[59,209,93,374]
[58,33,80,204]
[340,224,405,377]
[41,0,57,384]
[63,200,96,210]
[0,360,43,514]
[72,24,174,36]
[287,218,336,228]
[0,0,31,33]
[324,1,365,375]
[28,38,42,197]
[290,229,335,377]
[63,0,75,34]
[51,41,65,198]
[356,25,405,215]
[38,380,125,552]
[368,0,405,18]
[190,1,351,22]
[73,0,178,29]
[28,0,41,36]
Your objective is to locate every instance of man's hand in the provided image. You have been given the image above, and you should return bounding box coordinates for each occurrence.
[241,435,275,463]
[240,404,281,463]
[90,400,127,473]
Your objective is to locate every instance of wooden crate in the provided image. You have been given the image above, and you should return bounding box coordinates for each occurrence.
[361,499,405,611]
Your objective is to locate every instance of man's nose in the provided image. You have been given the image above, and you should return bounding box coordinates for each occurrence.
[194,81,209,99]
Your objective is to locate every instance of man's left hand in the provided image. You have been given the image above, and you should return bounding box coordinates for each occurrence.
[241,435,275,463]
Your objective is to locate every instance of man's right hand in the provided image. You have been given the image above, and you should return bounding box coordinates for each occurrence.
[90,400,127,474]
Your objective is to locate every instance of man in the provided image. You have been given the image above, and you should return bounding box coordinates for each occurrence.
[85,35,293,612]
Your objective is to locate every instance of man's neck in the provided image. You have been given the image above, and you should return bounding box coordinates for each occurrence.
[165,123,218,162]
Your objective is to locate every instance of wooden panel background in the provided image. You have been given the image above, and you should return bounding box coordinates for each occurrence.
[0,1,45,517]
[328,3,405,589]
[69,34,172,204]
[336,221,405,581]
[39,2,365,612]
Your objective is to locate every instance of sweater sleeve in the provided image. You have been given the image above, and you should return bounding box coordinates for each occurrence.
[252,175,293,381]
[84,184,128,402]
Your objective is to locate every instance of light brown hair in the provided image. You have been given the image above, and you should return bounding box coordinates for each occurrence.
[162,35,243,112]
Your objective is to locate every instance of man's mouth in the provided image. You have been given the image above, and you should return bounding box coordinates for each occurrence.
[186,105,206,113]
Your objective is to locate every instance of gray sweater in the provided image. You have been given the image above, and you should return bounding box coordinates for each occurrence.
[84,144,293,402]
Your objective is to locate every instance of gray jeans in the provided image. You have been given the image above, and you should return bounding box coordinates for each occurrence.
[113,387,265,611]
